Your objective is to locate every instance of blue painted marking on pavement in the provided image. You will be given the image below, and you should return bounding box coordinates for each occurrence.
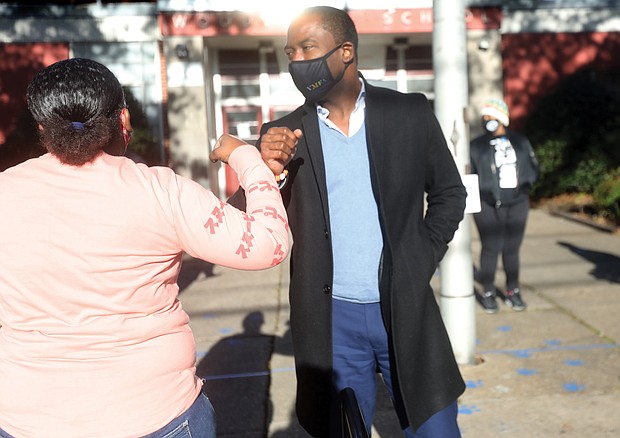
[271,367,296,373]
[194,345,612,383]
[544,339,562,346]
[496,325,512,332]
[480,343,618,356]
[204,370,270,380]
[196,366,296,381]
[517,368,538,376]
[512,350,532,358]
[563,382,586,392]
[466,379,483,388]
[218,327,233,335]
[458,405,481,415]
[565,359,585,366]
[223,338,242,346]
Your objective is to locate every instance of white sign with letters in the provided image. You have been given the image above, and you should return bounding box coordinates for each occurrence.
[462,174,481,214]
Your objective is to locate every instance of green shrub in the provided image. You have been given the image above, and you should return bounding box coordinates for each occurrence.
[593,173,620,224]
[524,70,620,208]
[570,151,613,193]
[531,138,567,198]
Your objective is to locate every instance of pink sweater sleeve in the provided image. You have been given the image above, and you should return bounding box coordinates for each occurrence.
[169,145,289,270]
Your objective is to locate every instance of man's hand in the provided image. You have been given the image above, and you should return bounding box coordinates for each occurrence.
[260,127,303,175]
[210,134,248,164]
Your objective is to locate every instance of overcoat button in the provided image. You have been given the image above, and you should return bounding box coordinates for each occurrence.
[322,285,331,294]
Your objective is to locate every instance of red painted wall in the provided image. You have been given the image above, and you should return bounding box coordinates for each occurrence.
[0,43,69,145]
[502,31,620,129]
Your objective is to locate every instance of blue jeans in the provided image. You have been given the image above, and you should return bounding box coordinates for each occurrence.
[143,392,216,437]
[332,298,460,437]
[0,392,216,438]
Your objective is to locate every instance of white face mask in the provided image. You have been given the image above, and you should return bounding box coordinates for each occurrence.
[484,119,500,133]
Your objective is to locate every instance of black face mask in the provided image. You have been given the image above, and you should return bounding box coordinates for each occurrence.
[289,44,352,103]
[483,119,500,133]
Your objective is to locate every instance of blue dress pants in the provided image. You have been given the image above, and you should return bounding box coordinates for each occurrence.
[331,298,460,437]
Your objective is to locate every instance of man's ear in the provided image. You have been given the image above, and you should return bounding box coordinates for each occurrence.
[341,42,355,63]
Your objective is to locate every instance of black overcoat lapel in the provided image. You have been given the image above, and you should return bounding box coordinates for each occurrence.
[300,105,331,231]
[364,86,386,179]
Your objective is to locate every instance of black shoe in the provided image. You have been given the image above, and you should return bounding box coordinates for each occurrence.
[504,288,527,311]
[478,291,499,314]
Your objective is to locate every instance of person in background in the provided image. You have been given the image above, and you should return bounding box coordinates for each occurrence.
[470,98,539,313]
[0,58,289,438]
[231,6,466,437]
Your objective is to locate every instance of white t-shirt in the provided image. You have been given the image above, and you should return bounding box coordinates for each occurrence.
[491,136,518,189]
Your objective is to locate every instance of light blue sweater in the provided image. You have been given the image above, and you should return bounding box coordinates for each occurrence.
[319,120,383,303]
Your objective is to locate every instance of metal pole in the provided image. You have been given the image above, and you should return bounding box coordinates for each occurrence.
[433,0,477,365]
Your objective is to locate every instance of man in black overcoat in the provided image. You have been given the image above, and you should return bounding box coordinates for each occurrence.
[231,6,467,437]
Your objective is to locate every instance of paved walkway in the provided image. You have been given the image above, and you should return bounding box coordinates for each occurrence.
[179,208,620,437]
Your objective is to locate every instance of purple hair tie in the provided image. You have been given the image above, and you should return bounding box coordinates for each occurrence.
[70,122,85,131]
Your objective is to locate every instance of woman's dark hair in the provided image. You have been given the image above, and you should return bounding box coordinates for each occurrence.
[26,58,126,166]
[303,6,359,58]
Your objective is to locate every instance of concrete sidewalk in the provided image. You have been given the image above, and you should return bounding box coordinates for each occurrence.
[179,208,620,437]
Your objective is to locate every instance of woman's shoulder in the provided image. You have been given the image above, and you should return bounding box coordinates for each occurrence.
[112,155,179,188]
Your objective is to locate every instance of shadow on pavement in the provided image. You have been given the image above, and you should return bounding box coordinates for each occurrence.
[196,311,274,437]
[558,241,620,283]
[178,257,215,293]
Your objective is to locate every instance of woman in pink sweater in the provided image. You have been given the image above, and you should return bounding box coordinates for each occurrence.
[0,58,289,437]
